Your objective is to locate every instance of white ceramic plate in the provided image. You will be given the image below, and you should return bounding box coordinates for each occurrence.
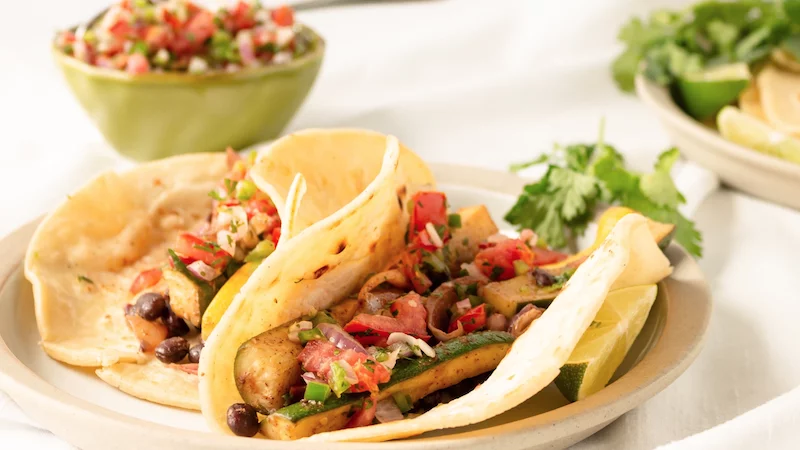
[635,74,800,211]
[0,164,711,450]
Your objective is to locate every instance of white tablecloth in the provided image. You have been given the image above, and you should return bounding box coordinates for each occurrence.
[2,0,800,449]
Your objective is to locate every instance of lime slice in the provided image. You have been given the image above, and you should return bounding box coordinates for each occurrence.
[674,63,751,120]
[718,106,800,164]
[554,284,657,402]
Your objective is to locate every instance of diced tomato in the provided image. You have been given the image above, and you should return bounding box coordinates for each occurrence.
[125,53,150,74]
[245,194,278,217]
[56,31,76,48]
[410,229,439,252]
[474,238,536,281]
[408,191,448,240]
[270,226,281,245]
[297,340,390,394]
[173,233,230,270]
[184,9,216,47]
[130,268,163,294]
[397,249,432,294]
[225,1,256,31]
[449,304,487,333]
[532,247,569,266]
[271,5,295,27]
[144,25,172,49]
[344,293,429,346]
[390,292,429,335]
[345,395,377,429]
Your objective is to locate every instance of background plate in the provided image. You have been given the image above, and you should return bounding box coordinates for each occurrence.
[0,164,711,450]
[635,74,800,212]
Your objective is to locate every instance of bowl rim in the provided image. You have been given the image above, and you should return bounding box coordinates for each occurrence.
[52,24,325,84]
[634,73,800,178]
[0,163,712,450]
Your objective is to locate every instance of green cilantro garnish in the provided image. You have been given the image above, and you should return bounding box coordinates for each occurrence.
[505,124,702,257]
[208,189,225,201]
[612,1,797,92]
[77,275,94,284]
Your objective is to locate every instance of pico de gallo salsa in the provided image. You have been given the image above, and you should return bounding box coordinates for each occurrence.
[125,148,282,372]
[54,0,312,74]
[228,190,576,439]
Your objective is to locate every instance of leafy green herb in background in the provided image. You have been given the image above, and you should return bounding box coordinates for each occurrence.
[505,129,702,257]
[613,0,800,92]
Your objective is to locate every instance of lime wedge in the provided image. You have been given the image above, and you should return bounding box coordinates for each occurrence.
[718,106,800,164]
[674,63,751,120]
[554,284,657,402]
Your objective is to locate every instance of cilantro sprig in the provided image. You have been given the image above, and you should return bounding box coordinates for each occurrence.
[505,135,702,257]
[613,0,800,92]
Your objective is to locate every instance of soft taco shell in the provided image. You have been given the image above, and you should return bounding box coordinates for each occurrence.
[304,213,672,442]
[200,133,436,433]
[25,153,229,368]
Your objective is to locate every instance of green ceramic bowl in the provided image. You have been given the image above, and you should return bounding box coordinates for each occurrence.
[53,26,324,161]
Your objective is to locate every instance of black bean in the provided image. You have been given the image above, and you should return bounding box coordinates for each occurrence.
[155,337,189,364]
[135,292,167,321]
[188,343,204,363]
[227,403,259,437]
[164,310,190,337]
[533,268,556,287]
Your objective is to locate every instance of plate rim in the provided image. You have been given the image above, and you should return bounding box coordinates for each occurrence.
[634,73,800,178]
[0,163,712,450]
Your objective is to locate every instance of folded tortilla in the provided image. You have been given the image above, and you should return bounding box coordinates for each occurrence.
[24,153,308,410]
[304,213,672,442]
[200,130,436,433]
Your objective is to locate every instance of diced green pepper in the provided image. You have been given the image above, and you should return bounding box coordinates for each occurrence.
[422,252,448,274]
[235,179,257,201]
[448,213,462,228]
[392,392,413,413]
[310,311,337,327]
[298,328,325,344]
[303,382,331,402]
[329,362,351,397]
[513,260,530,276]
[468,295,484,307]
[129,41,149,56]
[244,240,275,263]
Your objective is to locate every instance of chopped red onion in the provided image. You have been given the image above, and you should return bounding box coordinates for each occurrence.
[335,360,359,384]
[387,333,436,358]
[487,313,509,332]
[186,260,220,282]
[301,372,320,384]
[454,298,472,315]
[375,399,404,423]
[287,320,313,343]
[520,228,538,248]
[460,263,488,281]
[317,323,368,354]
[487,233,510,244]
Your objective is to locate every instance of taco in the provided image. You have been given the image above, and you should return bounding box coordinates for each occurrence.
[200,154,673,439]
[26,129,433,411]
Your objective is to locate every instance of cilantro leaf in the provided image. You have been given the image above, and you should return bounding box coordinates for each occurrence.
[506,134,703,257]
[613,0,794,92]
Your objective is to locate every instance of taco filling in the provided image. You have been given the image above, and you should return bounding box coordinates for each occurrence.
[226,189,599,439]
[124,148,282,369]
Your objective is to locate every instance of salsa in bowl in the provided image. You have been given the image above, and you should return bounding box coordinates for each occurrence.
[53,0,324,161]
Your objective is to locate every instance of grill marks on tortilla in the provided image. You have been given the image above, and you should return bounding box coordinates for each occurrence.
[396,185,407,210]
[313,265,329,279]
[335,240,347,255]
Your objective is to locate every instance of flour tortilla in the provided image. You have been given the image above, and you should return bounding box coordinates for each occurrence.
[304,213,672,442]
[25,153,229,368]
[93,172,310,410]
[200,133,436,433]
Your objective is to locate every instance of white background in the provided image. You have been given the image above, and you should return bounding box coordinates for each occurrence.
[2,0,800,448]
